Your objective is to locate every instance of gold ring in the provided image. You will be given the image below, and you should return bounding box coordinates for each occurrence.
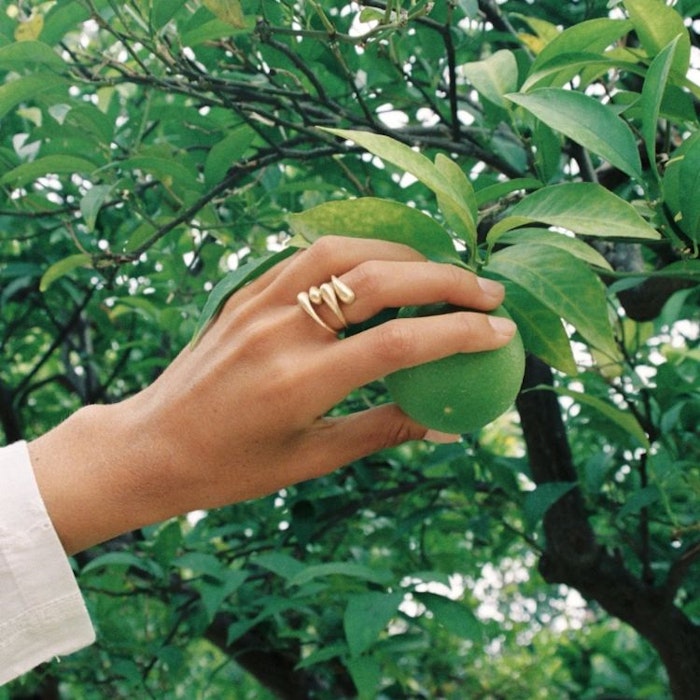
[297,276,356,333]
[331,275,356,304]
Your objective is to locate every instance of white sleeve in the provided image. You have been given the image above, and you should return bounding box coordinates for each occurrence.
[0,441,95,686]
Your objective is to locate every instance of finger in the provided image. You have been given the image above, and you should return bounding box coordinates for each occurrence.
[312,260,504,330]
[345,260,504,312]
[261,236,427,303]
[215,237,426,329]
[297,404,435,480]
[308,310,517,409]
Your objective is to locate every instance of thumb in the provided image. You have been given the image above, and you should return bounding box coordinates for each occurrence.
[307,404,460,476]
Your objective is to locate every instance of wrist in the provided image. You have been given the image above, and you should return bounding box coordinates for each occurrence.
[29,401,171,554]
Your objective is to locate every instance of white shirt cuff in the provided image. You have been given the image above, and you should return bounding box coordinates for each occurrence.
[0,441,95,686]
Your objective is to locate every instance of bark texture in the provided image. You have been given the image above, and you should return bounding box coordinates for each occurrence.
[517,355,700,700]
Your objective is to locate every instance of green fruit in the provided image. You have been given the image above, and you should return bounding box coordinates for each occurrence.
[384,304,526,434]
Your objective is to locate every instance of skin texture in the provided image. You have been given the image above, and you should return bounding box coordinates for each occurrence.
[28,237,515,554]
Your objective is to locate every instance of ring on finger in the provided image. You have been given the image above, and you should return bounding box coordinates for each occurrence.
[297,275,356,333]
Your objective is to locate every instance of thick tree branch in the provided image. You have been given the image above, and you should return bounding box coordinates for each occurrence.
[665,541,700,600]
[206,617,355,700]
[517,355,700,700]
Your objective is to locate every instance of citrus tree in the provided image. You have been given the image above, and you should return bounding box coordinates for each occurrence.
[1,0,699,697]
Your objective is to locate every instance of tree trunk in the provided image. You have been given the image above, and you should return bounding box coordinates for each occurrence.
[517,355,700,700]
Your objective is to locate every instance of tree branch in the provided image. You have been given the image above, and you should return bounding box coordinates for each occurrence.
[206,617,355,700]
[517,355,700,700]
[665,541,700,601]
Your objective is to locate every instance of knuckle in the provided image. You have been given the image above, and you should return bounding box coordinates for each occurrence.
[453,311,478,335]
[436,263,477,302]
[452,312,483,345]
[349,260,384,297]
[453,311,500,351]
[307,235,342,263]
[370,319,417,364]
[378,420,422,450]
[269,357,303,394]
[448,265,474,294]
[233,316,278,358]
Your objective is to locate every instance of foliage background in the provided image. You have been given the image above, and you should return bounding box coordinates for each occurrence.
[1,0,699,698]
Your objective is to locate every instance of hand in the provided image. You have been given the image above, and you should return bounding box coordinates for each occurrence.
[29,237,515,553]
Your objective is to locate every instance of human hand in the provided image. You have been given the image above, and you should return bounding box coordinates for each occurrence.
[30,237,515,553]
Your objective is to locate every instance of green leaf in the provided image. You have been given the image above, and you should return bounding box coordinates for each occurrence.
[501,280,578,375]
[523,482,578,530]
[0,73,67,120]
[123,221,157,255]
[640,37,681,179]
[624,0,691,77]
[415,592,483,642]
[434,153,478,247]
[107,155,201,195]
[0,155,96,187]
[288,562,394,588]
[151,0,188,29]
[81,551,162,578]
[617,485,661,520]
[475,178,543,207]
[320,128,438,191]
[523,53,643,93]
[180,16,236,45]
[460,49,518,108]
[661,131,700,230]
[489,182,661,241]
[202,0,246,28]
[346,655,382,700]
[191,247,297,344]
[548,386,650,448]
[321,127,477,249]
[678,136,700,243]
[204,125,256,185]
[150,520,183,568]
[517,14,561,46]
[41,1,91,45]
[344,591,403,657]
[496,228,612,270]
[288,198,462,265]
[40,253,92,292]
[359,8,385,22]
[506,89,642,179]
[80,184,114,232]
[173,552,225,578]
[532,121,562,184]
[252,552,307,580]
[295,643,348,670]
[487,244,618,359]
[196,570,249,622]
[524,18,633,89]
[0,40,64,71]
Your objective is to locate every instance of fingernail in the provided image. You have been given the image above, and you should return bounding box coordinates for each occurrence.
[488,314,516,337]
[423,429,462,444]
[477,277,504,299]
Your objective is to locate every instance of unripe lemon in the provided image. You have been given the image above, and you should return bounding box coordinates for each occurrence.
[384,304,526,434]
